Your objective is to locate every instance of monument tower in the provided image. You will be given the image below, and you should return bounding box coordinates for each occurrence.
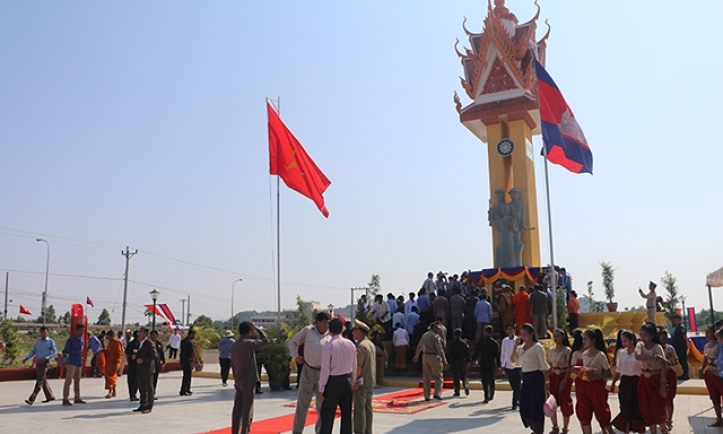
[454,0,548,269]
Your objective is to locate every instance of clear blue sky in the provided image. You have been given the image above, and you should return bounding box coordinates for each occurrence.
[2,1,722,325]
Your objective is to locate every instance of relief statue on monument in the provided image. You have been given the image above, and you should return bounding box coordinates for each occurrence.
[489,188,534,269]
[488,189,516,268]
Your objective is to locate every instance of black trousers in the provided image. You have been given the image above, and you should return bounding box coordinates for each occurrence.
[181,362,192,393]
[127,363,138,398]
[320,375,352,434]
[90,353,101,377]
[568,313,579,330]
[220,358,231,384]
[451,359,468,394]
[168,347,177,359]
[480,365,496,400]
[505,367,521,407]
[137,370,154,410]
[676,347,689,377]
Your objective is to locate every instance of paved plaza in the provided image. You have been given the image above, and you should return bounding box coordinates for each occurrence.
[0,369,719,434]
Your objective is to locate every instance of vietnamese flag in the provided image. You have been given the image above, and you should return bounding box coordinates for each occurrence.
[19,305,31,315]
[268,102,331,217]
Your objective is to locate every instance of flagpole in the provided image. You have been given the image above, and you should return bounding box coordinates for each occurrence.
[276,96,282,337]
[541,138,558,330]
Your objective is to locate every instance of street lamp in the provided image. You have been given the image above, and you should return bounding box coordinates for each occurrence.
[680,295,687,329]
[231,278,243,331]
[36,239,50,326]
[328,304,334,318]
[149,289,160,331]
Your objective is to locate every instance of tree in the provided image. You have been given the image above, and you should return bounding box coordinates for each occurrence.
[194,315,213,329]
[600,261,615,303]
[697,309,723,329]
[36,305,57,323]
[59,311,70,324]
[368,274,381,296]
[0,319,21,364]
[661,271,679,320]
[584,281,604,313]
[96,308,111,325]
[296,295,311,327]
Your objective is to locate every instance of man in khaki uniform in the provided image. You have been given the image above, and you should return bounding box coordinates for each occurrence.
[638,281,658,324]
[352,320,376,434]
[289,312,331,434]
[413,322,449,401]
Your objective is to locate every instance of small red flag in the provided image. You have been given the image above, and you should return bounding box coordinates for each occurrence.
[268,102,331,217]
[19,305,32,315]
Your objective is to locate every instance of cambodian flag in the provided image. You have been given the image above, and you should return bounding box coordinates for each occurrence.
[86,296,94,308]
[687,307,697,332]
[534,59,593,174]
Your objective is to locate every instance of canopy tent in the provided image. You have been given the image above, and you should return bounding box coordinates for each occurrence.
[707,266,723,288]
[706,265,723,326]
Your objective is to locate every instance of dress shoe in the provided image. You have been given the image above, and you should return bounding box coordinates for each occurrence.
[62,400,73,406]
[130,396,139,401]
[433,395,442,400]
[255,388,263,394]
[142,409,152,414]
[133,407,145,412]
[74,398,86,404]
[25,399,33,406]
[453,393,460,397]
[41,397,55,403]
[464,384,470,396]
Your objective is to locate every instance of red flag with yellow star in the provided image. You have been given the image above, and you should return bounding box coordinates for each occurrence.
[268,102,331,217]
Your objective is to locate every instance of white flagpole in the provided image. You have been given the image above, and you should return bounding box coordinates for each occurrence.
[541,138,558,330]
[268,96,283,337]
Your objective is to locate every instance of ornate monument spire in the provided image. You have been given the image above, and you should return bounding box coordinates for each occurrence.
[455,1,546,268]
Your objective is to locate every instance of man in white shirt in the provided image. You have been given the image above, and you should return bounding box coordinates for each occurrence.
[289,312,331,434]
[497,324,521,410]
[318,319,356,434]
[423,272,436,296]
[404,292,417,317]
[167,329,182,359]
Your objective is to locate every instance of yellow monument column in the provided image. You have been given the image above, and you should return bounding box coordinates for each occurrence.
[454,0,547,268]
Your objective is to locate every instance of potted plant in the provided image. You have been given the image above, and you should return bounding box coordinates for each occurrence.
[257,339,290,391]
[601,261,617,312]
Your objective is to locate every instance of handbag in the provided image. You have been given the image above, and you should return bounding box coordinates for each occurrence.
[543,394,558,418]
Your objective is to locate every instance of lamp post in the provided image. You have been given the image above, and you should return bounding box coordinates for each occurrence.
[680,295,687,329]
[231,278,243,331]
[149,289,160,331]
[36,239,50,326]
[328,304,334,318]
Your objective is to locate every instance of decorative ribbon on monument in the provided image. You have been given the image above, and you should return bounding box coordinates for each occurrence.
[469,267,544,286]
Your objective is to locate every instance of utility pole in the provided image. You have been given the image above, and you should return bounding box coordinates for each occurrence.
[180,298,186,327]
[3,272,8,321]
[120,246,138,334]
[187,295,191,326]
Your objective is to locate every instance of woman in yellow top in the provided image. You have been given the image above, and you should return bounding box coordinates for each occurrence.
[547,329,573,434]
[510,323,549,434]
[572,328,613,434]
[104,330,124,399]
[635,321,670,434]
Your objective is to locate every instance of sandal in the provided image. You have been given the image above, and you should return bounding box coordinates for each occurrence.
[549,428,559,434]
[709,420,723,427]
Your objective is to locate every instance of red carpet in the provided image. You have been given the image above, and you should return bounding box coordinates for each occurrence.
[197,388,427,434]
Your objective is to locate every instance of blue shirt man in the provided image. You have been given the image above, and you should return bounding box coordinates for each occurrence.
[88,335,102,355]
[406,308,420,334]
[64,334,84,367]
[25,332,58,362]
[417,293,431,314]
[218,331,236,386]
[386,295,398,316]
[474,297,493,323]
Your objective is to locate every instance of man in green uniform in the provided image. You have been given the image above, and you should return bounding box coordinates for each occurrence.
[412,322,449,401]
[352,319,376,434]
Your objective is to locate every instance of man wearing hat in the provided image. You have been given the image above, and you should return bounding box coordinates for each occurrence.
[412,322,449,401]
[218,330,236,386]
[352,320,376,434]
[639,281,658,324]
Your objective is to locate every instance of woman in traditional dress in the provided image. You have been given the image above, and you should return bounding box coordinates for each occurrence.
[635,321,670,434]
[104,330,124,399]
[572,328,614,434]
[700,326,723,427]
[610,330,646,433]
[658,327,679,431]
[392,322,409,371]
[547,329,573,434]
[510,323,549,434]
